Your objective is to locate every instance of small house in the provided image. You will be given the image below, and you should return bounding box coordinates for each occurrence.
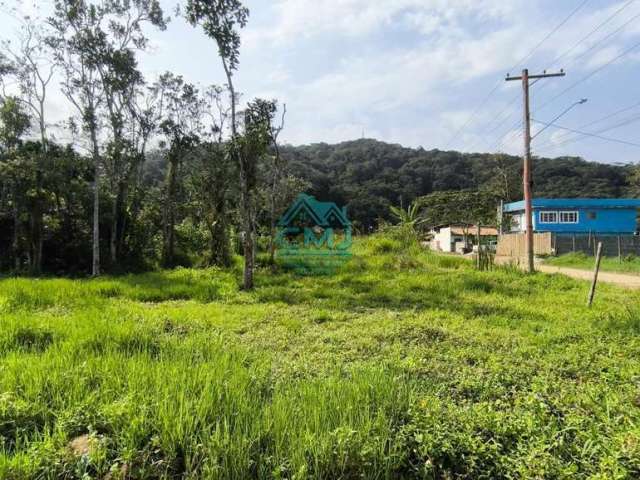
[503,198,640,235]
[429,224,498,253]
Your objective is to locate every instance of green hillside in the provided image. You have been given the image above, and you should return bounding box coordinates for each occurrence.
[282,139,636,228]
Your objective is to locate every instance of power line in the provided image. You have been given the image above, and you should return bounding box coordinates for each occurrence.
[532,116,640,150]
[536,30,640,112]
[537,112,640,150]
[562,10,640,68]
[577,99,640,129]
[515,0,592,67]
[532,9,640,109]
[443,83,503,150]
[464,92,520,151]
[492,118,523,153]
[485,3,640,152]
[536,100,640,148]
[477,1,632,152]
[444,0,591,150]
[544,0,637,70]
[532,98,587,139]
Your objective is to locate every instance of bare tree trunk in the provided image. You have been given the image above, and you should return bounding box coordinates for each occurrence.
[208,202,231,268]
[30,116,47,275]
[110,201,117,265]
[12,188,20,272]
[90,123,101,277]
[116,181,129,261]
[162,152,178,267]
[223,60,254,289]
[29,207,43,275]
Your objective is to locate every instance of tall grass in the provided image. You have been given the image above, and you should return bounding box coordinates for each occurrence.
[0,234,639,478]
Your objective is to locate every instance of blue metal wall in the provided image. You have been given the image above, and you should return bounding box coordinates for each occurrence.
[532,207,638,234]
[504,199,640,235]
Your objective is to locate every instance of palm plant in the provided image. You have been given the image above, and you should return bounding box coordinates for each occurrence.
[389,201,426,229]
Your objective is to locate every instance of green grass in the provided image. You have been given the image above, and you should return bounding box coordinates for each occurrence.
[545,252,640,275]
[0,237,639,479]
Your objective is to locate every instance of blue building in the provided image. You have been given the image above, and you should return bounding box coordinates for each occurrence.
[503,198,640,235]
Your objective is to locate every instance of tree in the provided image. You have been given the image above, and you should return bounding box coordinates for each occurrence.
[49,0,107,276]
[184,0,258,288]
[235,98,277,287]
[2,15,56,273]
[93,0,167,267]
[487,153,519,202]
[0,97,31,270]
[193,84,235,267]
[260,103,294,265]
[151,72,205,267]
[629,164,640,198]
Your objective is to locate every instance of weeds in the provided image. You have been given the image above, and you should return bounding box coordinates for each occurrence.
[0,234,639,478]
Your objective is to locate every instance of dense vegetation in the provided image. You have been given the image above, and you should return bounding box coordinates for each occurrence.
[2,131,638,275]
[0,1,638,277]
[283,139,639,229]
[0,236,639,478]
[0,0,298,285]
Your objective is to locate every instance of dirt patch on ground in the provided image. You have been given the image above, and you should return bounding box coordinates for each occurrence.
[495,255,640,289]
[537,265,640,289]
[69,434,91,456]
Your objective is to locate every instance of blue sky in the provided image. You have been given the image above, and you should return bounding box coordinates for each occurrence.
[4,0,640,164]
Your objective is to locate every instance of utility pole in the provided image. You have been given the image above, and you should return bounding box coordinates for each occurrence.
[506,68,565,273]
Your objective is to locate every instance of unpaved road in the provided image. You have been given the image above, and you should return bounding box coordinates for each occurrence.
[537,265,640,289]
[493,255,640,289]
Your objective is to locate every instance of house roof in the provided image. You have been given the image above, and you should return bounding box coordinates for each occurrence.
[431,224,498,236]
[278,193,351,228]
[450,226,498,236]
[503,198,640,213]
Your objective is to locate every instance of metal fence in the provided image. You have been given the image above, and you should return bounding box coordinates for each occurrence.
[554,234,640,257]
[497,233,640,258]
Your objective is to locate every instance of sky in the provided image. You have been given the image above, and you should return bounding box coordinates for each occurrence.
[2,0,640,164]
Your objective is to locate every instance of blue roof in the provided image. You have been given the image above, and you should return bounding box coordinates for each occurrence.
[504,198,640,213]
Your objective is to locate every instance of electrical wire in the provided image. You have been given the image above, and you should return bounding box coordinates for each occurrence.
[532,115,640,151]
[535,100,640,148]
[535,30,640,112]
[544,0,637,70]
[444,0,592,150]
[484,2,640,152]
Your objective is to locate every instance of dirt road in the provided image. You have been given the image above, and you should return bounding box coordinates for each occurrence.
[536,265,640,289]
[493,255,640,289]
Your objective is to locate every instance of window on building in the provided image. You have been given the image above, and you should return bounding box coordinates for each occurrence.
[587,211,597,220]
[539,211,558,223]
[559,211,579,223]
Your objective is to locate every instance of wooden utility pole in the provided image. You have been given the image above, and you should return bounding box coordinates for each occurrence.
[506,69,565,273]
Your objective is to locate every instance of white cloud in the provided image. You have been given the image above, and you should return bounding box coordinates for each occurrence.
[245,0,524,46]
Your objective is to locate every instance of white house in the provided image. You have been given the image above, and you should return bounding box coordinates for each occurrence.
[429,224,498,253]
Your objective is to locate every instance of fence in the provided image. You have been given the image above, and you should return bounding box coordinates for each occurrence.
[497,232,640,258]
[496,232,553,257]
[554,234,640,257]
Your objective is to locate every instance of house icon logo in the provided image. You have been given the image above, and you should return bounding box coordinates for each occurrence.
[275,193,352,273]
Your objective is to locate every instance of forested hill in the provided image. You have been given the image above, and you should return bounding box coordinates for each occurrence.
[281,139,637,228]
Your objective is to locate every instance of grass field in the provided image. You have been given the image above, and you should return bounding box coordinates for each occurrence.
[1,236,639,479]
[545,252,640,275]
